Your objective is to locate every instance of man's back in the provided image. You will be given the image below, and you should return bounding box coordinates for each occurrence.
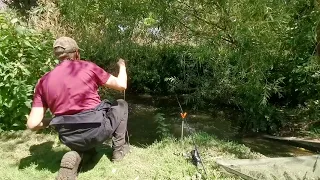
[27,37,129,179]
[33,60,110,116]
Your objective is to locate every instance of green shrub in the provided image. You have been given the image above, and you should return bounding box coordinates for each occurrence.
[154,112,170,138]
[0,10,55,130]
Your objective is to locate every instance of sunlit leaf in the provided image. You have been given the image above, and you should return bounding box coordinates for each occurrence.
[10,18,18,24]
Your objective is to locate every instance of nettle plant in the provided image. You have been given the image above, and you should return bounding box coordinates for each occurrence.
[0,11,56,130]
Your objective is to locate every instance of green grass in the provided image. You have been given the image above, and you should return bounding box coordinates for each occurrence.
[0,130,263,180]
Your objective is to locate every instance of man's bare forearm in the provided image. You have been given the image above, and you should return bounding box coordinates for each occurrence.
[104,58,128,91]
[29,118,51,131]
[117,65,127,89]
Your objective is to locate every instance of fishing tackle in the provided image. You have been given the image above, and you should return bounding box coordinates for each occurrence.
[175,95,208,178]
[191,149,201,167]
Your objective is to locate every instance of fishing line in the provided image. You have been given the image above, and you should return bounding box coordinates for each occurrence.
[175,94,208,178]
[123,89,131,147]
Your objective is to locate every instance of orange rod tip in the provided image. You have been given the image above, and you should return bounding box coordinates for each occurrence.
[180,112,187,119]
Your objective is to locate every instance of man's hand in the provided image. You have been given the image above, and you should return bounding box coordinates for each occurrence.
[29,117,51,131]
[117,58,126,67]
[42,117,52,127]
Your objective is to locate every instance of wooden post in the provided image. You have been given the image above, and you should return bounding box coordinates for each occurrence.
[181,120,184,140]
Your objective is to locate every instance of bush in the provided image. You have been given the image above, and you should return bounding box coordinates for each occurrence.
[0,10,55,130]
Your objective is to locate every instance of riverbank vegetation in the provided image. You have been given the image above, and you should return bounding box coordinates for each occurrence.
[1,0,320,137]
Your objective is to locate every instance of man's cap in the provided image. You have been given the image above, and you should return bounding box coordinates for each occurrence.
[53,36,80,53]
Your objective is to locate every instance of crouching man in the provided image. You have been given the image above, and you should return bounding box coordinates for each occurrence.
[26,37,129,179]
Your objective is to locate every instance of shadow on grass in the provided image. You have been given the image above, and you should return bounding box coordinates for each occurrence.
[18,141,67,172]
[18,141,116,173]
[79,144,113,173]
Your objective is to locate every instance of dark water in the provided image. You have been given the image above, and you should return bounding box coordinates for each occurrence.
[123,94,315,157]
[239,138,314,157]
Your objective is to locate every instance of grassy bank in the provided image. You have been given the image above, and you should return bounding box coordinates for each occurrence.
[0,130,263,180]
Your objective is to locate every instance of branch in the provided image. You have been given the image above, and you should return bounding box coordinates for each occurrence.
[175,1,236,45]
[170,14,236,45]
[176,1,225,31]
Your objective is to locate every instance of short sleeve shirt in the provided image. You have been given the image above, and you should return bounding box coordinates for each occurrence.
[32,60,110,116]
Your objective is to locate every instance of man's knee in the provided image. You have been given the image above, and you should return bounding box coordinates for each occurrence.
[116,99,127,106]
[109,99,128,121]
[116,99,128,111]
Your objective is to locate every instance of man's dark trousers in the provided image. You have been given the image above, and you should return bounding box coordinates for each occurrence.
[50,99,128,152]
[107,99,128,150]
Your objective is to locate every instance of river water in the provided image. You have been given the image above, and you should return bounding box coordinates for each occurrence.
[120,94,315,157]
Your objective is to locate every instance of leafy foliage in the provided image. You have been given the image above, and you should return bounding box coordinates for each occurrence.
[3,0,320,133]
[0,10,55,129]
[56,0,320,133]
[154,112,170,138]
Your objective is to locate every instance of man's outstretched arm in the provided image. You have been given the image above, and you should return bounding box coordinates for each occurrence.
[27,107,48,131]
[103,58,127,91]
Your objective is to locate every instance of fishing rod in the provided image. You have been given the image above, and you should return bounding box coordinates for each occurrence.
[175,94,208,179]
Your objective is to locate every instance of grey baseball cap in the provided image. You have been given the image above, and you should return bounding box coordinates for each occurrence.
[53,36,80,53]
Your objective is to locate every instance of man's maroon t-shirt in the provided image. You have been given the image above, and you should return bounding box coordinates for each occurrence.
[32,60,110,116]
